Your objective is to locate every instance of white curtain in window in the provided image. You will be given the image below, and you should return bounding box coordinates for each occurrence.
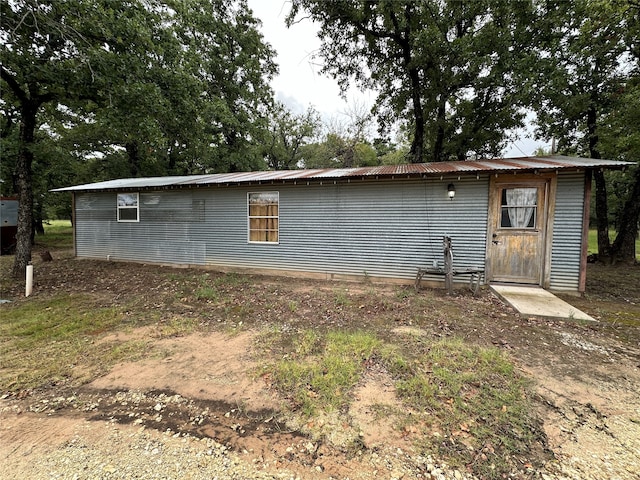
[506,188,537,228]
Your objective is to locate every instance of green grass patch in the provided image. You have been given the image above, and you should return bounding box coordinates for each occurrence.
[195,285,220,301]
[266,330,380,416]
[193,272,251,302]
[334,288,352,307]
[2,294,124,344]
[214,272,250,288]
[0,294,148,392]
[157,316,199,337]
[193,273,222,302]
[36,220,74,249]
[387,337,538,479]
[263,331,539,479]
[588,229,640,260]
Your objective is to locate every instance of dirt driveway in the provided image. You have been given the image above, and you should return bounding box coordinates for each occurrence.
[1,256,639,479]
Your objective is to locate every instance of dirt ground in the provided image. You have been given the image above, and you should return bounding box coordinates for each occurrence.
[1,252,639,479]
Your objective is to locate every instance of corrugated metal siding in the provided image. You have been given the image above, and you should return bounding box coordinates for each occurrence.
[550,172,586,291]
[420,177,488,282]
[74,177,489,282]
[75,191,206,265]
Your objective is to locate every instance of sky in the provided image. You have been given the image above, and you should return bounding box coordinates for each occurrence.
[247,0,546,158]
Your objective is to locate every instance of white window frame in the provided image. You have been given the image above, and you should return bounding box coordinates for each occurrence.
[247,192,279,244]
[117,193,139,222]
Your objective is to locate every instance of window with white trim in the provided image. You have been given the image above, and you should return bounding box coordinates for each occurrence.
[117,193,139,222]
[248,192,278,243]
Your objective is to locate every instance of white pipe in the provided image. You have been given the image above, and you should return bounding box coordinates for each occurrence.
[25,264,33,297]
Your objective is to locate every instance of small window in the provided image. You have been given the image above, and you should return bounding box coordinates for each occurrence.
[248,192,278,243]
[500,188,537,228]
[117,193,139,222]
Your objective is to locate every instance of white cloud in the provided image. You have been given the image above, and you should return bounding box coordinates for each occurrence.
[249,0,360,116]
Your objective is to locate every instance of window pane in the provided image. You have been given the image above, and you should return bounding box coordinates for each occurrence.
[249,229,263,242]
[249,192,278,205]
[249,202,267,217]
[248,192,278,243]
[500,207,536,228]
[118,207,138,221]
[117,193,139,222]
[500,188,537,228]
[249,219,279,241]
[118,193,138,207]
[268,227,278,243]
[250,217,266,231]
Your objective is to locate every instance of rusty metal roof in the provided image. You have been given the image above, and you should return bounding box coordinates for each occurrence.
[51,155,632,192]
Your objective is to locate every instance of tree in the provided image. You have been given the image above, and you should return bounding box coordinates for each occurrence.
[1,0,115,277]
[165,0,277,173]
[300,133,379,169]
[299,102,378,169]
[1,0,277,277]
[602,1,639,263]
[599,79,640,263]
[263,102,321,170]
[287,0,536,163]
[374,136,410,165]
[530,0,639,263]
[45,0,278,177]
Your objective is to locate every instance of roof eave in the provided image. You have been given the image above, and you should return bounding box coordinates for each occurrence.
[50,156,634,193]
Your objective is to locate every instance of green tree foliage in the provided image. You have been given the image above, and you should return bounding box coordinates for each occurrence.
[165,0,277,173]
[0,0,277,277]
[599,80,640,263]
[287,0,536,163]
[1,0,112,276]
[48,0,278,177]
[263,102,321,170]
[602,2,640,263]
[301,103,380,168]
[372,132,411,165]
[300,133,379,169]
[299,103,379,169]
[530,0,639,263]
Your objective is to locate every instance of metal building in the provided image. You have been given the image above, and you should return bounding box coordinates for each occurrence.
[0,197,19,255]
[52,156,631,293]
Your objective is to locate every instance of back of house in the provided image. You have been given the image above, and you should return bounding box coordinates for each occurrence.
[53,156,631,293]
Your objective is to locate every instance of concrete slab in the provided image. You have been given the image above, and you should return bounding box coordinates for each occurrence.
[490,285,596,322]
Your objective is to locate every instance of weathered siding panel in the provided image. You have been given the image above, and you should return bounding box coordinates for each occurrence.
[75,191,206,265]
[550,172,586,291]
[74,176,489,282]
[419,177,489,283]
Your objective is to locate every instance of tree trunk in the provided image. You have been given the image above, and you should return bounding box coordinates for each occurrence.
[168,143,177,172]
[391,4,424,164]
[433,95,446,162]
[32,199,45,245]
[11,102,37,278]
[126,141,141,177]
[587,100,612,260]
[593,170,612,259]
[611,165,640,264]
[408,65,425,164]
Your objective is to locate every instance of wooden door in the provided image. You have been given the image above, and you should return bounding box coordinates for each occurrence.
[487,177,551,285]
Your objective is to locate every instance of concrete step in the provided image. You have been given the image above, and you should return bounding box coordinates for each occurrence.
[490,285,595,321]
